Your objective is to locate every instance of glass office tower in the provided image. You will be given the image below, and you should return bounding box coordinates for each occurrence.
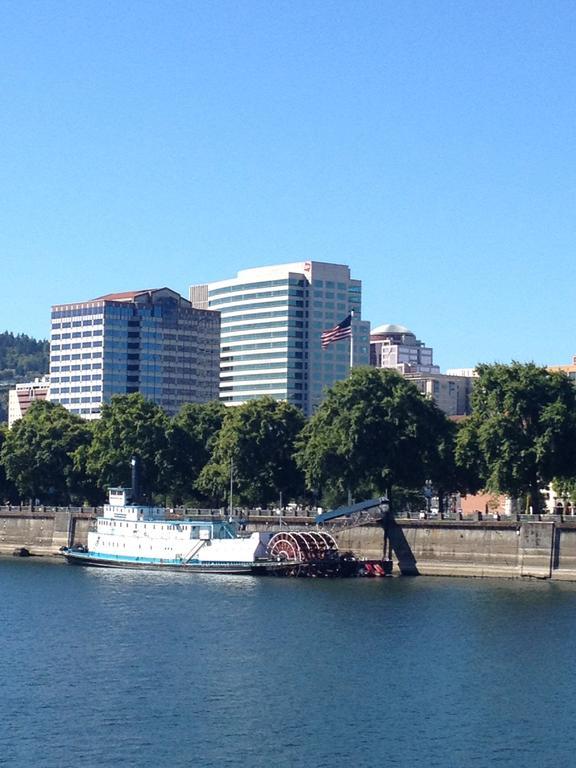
[190,261,369,416]
[49,288,220,418]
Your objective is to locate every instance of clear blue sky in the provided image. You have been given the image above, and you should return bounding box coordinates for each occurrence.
[2,0,575,370]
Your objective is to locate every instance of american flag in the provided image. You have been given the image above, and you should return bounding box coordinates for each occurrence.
[321,314,352,349]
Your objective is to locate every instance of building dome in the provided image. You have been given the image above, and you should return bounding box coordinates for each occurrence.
[371,323,412,336]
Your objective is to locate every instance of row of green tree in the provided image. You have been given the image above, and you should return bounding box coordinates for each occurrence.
[0,331,49,379]
[1,363,576,513]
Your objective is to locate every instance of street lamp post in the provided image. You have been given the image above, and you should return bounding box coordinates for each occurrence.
[424,480,433,516]
[229,457,234,521]
[131,456,138,504]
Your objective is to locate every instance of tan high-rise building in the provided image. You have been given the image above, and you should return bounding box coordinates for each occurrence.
[191,261,370,416]
[548,355,576,381]
[370,324,475,416]
[370,324,439,374]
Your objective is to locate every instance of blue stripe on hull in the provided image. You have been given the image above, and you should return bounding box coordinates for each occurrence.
[64,550,259,574]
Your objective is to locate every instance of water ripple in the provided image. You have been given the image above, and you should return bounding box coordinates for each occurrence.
[2,561,576,767]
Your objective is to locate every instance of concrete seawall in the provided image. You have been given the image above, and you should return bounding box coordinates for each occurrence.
[4,505,576,581]
[0,507,94,556]
[335,516,576,580]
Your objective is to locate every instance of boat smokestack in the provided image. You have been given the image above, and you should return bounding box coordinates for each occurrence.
[131,456,139,504]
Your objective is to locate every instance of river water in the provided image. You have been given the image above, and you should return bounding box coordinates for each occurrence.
[1,559,575,768]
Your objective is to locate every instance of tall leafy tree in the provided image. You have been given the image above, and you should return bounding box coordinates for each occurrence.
[0,423,18,502]
[82,393,170,501]
[295,367,451,507]
[197,397,306,506]
[1,400,92,504]
[453,419,488,498]
[163,400,227,504]
[455,362,576,514]
[418,406,463,514]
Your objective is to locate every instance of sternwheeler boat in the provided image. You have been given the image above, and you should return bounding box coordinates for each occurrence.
[62,487,288,574]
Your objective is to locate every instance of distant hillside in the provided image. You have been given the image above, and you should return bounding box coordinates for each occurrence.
[0,332,50,422]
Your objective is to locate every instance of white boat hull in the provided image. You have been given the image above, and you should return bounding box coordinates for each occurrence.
[62,548,291,574]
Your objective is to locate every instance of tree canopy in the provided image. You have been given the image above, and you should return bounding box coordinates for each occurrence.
[1,400,92,504]
[2,362,576,514]
[81,393,170,502]
[197,397,306,507]
[455,362,576,514]
[295,367,454,507]
[163,400,228,504]
[0,331,49,379]
[0,424,18,502]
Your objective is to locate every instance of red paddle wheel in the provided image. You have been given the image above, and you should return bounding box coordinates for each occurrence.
[267,530,339,575]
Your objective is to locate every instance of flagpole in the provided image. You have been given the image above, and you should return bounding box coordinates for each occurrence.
[349,309,355,373]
